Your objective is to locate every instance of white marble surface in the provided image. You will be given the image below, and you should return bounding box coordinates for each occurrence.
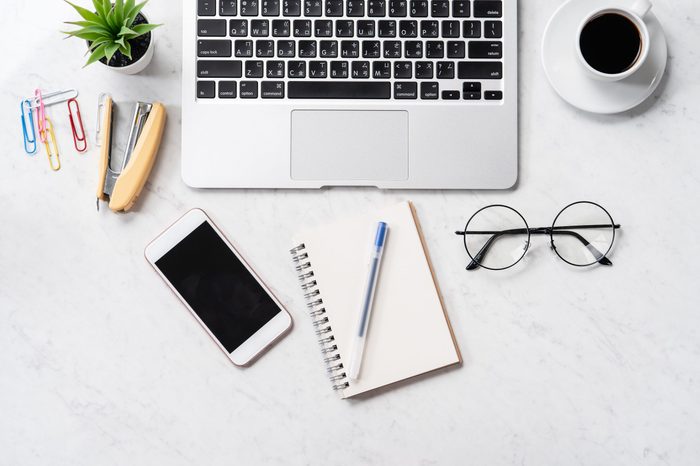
[2,1,700,465]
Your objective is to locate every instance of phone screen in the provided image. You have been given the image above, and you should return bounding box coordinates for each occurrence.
[154,221,281,353]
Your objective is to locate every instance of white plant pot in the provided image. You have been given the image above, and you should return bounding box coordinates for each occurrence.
[109,33,155,74]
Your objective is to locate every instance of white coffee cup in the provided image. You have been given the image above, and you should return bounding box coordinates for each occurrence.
[576,0,652,81]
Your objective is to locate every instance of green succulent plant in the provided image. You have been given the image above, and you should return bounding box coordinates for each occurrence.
[63,0,161,67]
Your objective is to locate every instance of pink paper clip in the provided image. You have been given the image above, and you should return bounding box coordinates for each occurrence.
[35,89,47,143]
[68,98,88,153]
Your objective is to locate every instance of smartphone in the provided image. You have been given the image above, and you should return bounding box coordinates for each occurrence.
[145,209,292,366]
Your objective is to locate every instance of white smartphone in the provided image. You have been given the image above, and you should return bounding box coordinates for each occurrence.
[145,208,292,366]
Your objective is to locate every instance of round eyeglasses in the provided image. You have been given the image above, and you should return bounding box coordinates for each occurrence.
[455,201,621,271]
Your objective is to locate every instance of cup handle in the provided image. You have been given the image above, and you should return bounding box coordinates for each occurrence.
[630,0,652,17]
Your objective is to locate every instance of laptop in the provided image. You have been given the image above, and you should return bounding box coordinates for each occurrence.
[182,0,518,189]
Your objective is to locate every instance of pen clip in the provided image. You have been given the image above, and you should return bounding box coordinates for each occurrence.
[68,98,88,153]
[95,93,110,147]
[21,99,37,155]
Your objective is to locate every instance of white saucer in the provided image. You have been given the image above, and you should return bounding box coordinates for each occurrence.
[542,0,667,114]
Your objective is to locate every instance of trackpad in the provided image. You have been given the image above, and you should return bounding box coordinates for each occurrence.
[291,110,409,182]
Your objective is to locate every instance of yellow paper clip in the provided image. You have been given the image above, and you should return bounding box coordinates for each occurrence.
[42,117,61,171]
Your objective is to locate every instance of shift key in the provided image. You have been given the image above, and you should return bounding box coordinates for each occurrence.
[458,61,502,79]
[197,60,242,78]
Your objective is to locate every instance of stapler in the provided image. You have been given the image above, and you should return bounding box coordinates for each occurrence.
[96,94,166,213]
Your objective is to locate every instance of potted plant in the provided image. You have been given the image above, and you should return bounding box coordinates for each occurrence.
[63,0,161,74]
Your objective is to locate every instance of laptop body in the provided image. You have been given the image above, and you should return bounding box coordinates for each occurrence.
[182,0,518,189]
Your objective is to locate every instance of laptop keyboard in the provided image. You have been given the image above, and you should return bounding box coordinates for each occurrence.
[195,0,505,101]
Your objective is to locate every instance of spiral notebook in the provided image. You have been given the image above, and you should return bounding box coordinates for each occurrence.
[291,201,461,398]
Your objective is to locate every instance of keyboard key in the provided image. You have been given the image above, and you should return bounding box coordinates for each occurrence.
[485,20,503,38]
[198,40,232,60]
[283,0,301,15]
[197,80,216,98]
[357,20,376,37]
[436,61,454,78]
[299,40,317,57]
[405,40,423,58]
[262,0,280,15]
[394,81,417,99]
[431,1,449,17]
[320,40,338,57]
[266,60,285,77]
[336,20,354,37]
[277,40,295,56]
[251,19,270,36]
[198,0,216,16]
[389,0,407,17]
[315,19,333,36]
[305,0,323,16]
[453,0,470,17]
[420,20,438,37]
[341,40,360,58]
[220,0,238,15]
[474,1,502,18]
[372,61,391,78]
[347,0,365,17]
[256,39,274,56]
[240,0,259,15]
[485,90,503,100]
[399,20,417,38]
[464,91,480,100]
[288,81,391,98]
[197,60,243,77]
[261,81,285,98]
[458,61,502,79]
[294,19,312,36]
[442,20,460,38]
[234,40,253,56]
[325,0,343,16]
[469,41,502,59]
[415,61,433,78]
[394,61,412,79]
[383,41,401,58]
[240,81,258,98]
[368,0,386,17]
[272,19,290,36]
[230,19,248,36]
[362,40,381,58]
[420,81,438,99]
[219,81,237,98]
[442,90,460,100]
[426,40,444,58]
[410,1,428,17]
[352,60,370,78]
[378,20,397,37]
[463,81,481,92]
[198,19,227,37]
[447,41,465,58]
[309,60,328,77]
[288,60,306,77]
[330,61,349,78]
[245,60,264,77]
[463,20,481,38]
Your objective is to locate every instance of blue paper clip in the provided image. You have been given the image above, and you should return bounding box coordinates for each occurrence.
[21,99,37,155]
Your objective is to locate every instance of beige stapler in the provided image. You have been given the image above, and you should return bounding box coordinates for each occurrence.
[96,94,166,212]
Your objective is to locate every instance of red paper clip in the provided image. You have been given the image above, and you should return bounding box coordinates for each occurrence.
[67,98,87,153]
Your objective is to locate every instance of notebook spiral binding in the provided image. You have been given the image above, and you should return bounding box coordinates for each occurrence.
[290,243,349,392]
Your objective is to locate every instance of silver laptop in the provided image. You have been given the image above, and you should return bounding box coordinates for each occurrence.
[182,0,517,189]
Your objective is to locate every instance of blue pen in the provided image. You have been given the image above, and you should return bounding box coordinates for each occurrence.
[348,222,388,381]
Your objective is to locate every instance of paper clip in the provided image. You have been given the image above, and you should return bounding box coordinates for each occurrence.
[21,99,37,155]
[31,89,79,109]
[42,117,61,171]
[68,98,88,153]
[35,89,47,143]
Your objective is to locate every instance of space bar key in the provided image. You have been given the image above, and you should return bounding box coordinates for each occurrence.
[288,82,391,99]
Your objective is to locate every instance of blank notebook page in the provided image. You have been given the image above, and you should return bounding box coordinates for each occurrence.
[298,201,461,398]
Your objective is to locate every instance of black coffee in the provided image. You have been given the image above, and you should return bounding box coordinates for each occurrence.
[579,13,642,75]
